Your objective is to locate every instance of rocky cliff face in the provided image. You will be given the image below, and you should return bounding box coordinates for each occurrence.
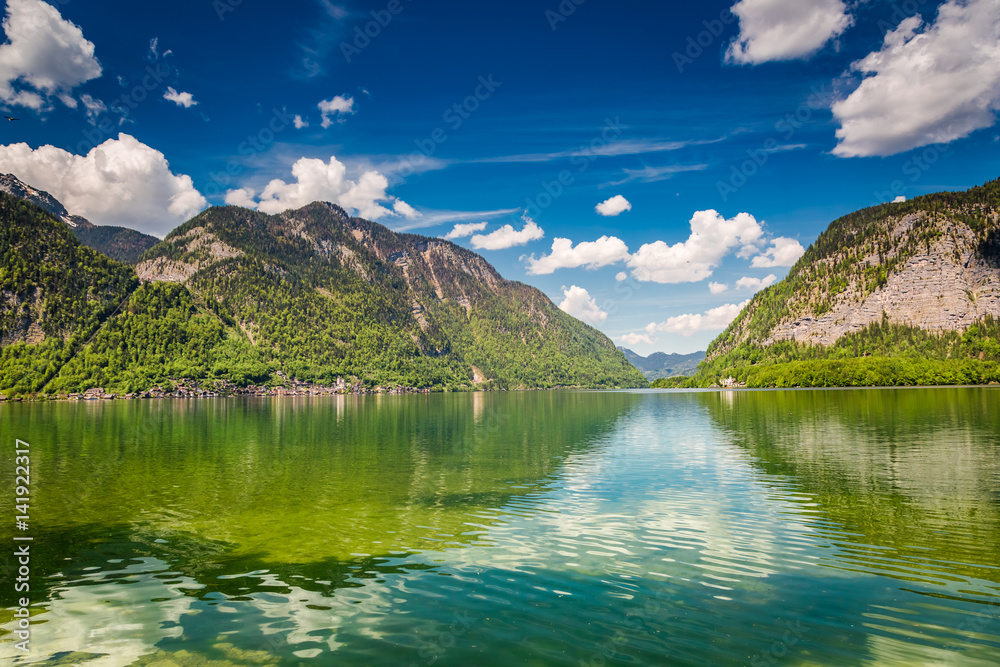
[134,201,646,389]
[707,179,1000,360]
[135,203,509,316]
[768,214,1000,347]
[136,201,553,332]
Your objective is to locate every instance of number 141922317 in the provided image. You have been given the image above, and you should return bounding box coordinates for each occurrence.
[15,439,30,517]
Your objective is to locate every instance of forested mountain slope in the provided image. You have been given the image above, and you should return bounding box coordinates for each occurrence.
[0,193,138,346]
[0,193,139,393]
[0,198,645,396]
[134,202,644,390]
[693,178,1000,387]
[0,173,159,264]
[72,225,161,265]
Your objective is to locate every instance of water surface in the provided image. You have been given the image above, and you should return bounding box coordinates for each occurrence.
[1,388,999,666]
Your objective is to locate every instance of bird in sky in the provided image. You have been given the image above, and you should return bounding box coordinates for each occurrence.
[3,116,18,121]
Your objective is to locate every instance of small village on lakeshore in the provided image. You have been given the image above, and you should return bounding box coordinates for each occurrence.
[0,372,436,402]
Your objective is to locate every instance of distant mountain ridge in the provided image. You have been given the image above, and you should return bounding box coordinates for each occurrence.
[0,173,159,264]
[618,348,704,379]
[0,195,646,396]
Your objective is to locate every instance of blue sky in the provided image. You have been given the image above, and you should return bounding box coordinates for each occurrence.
[1,0,998,354]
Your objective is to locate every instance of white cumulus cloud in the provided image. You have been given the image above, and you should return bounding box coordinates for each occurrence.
[394,207,519,231]
[751,237,805,268]
[832,0,1000,157]
[619,332,655,346]
[392,199,418,219]
[318,95,355,128]
[80,93,105,121]
[293,114,308,129]
[726,0,853,65]
[526,236,631,275]
[595,194,632,217]
[224,155,413,221]
[709,282,729,295]
[736,274,778,291]
[469,217,544,250]
[558,285,608,324]
[443,221,488,240]
[626,210,764,283]
[223,187,256,209]
[646,300,750,337]
[0,0,102,110]
[0,134,207,236]
[163,87,197,108]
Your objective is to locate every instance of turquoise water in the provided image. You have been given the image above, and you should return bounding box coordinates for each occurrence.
[1,388,999,665]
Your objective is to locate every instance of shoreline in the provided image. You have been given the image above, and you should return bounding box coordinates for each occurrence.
[0,378,639,403]
[5,381,1000,403]
[651,383,1000,393]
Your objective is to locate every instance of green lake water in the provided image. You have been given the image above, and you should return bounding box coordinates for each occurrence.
[1,388,999,666]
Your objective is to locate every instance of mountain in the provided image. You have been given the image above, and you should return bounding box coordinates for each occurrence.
[0,173,92,229]
[0,192,139,394]
[618,348,705,379]
[0,197,646,396]
[72,225,161,265]
[694,178,1000,387]
[0,173,159,264]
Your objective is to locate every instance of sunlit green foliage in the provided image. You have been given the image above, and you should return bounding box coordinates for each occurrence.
[681,178,1000,388]
[46,282,235,394]
[0,193,139,395]
[650,377,687,388]
[1,198,646,396]
[132,204,644,390]
[689,314,1000,388]
[0,193,138,342]
[709,177,1000,360]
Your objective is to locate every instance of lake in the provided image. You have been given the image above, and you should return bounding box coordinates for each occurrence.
[2,388,999,666]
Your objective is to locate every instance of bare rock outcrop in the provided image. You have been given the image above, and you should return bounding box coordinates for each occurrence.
[770,221,1000,346]
[135,230,244,283]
